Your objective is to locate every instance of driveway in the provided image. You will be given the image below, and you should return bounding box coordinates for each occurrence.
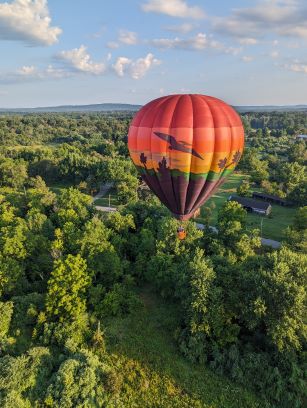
[196,223,281,249]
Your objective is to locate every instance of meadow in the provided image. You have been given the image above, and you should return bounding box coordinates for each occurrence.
[196,172,297,241]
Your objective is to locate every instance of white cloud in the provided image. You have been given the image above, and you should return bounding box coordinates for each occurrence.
[130,53,161,79]
[118,30,138,45]
[0,0,62,46]
[151,33,222,51]
[150,32,241,55]
[284,61,307,74]
[164,22,197,34]
[238,38,258,45]
[0,64,70,83]
[213,0,307,39]
[58,45,106,75]
[241,56,254,63]
[107,41,119,49]
[17,65,37,75]
[45,65,71,79]
[1,49,161,84]
[270,50,279,59]
[113,57,131,77]
[141,0,205,19]
[113,53,161,79]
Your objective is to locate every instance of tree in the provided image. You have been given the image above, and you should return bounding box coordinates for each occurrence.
[239,247,307,352]
[217,201,247,236]
[178,248,240,362]
[281,162,306,195]
[250,159,269,185]
[236,180,250,197]
[44,349,111,407]
[0,347,52,407]
[288,180,307,205]
[261,180,286,198]
[26,177,56,213]
[0,301,13,339]
[284,206,307,252]
[79,217,122,287]
[55,188,92,227]
[0,158,28,188]
[46,254,90,322]
[287,141,307,164]
[116,173,139,205]
[216,201,261,261]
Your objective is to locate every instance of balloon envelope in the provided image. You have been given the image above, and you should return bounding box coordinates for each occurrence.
[128,94,244,220]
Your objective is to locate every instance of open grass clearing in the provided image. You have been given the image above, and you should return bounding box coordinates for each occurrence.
[105,286,266,408]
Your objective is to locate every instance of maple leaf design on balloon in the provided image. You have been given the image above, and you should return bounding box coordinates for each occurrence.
[218,157,227,172]
[140,152,147,169]
[232,150,241,165]
[219,151,242,172]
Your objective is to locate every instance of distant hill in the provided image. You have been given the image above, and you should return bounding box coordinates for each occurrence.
[0,103,307,113]
[235,105,307,113]
[0,103,142,113]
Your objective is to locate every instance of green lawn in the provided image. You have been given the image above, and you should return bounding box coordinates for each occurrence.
[48,180,74,195]
[195,172,297,241]
[94,188,119,207]
[244,205,296,240]
[105,287,265,408]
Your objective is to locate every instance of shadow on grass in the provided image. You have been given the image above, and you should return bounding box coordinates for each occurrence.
[104,286,265,408]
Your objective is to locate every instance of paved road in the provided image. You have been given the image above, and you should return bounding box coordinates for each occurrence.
[92,194,281,249]
[92,182,114,202]
[95,205,117,213]
[261,238,281,249]
[92,182,118,213]
[196,223,281,249]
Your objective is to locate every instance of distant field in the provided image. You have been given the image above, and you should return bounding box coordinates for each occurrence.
[105,286,264,408]
[196,172,297,241]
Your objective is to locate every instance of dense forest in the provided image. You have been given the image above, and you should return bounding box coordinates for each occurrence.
[0,111,306,407]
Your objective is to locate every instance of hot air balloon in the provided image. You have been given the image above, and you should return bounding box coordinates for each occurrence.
[128,94,244,232]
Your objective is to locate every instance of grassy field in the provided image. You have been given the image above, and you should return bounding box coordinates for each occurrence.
[105,287,265,407]
[94,188,119,207]
[196,173,297,241]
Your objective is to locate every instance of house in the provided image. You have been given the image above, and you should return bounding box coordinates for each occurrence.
[228,195,272,216]
[297,134,307,141]
[252,191,289,206]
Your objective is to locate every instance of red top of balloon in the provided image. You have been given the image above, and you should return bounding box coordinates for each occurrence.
[131,94,242,129]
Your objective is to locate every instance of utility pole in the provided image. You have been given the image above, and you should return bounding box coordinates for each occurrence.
[109,194,111,208]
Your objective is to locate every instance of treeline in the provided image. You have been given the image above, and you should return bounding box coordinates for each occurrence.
[242,111,307,135]
[0,113,132,146]
[237,141,306,204]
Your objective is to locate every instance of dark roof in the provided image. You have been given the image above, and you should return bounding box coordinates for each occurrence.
[252,191,287,203]
[229,195,271,211]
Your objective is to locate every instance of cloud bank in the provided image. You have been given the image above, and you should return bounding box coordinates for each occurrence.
[0,0,62,46]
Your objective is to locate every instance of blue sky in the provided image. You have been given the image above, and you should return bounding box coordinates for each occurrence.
[0,0,306,107]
